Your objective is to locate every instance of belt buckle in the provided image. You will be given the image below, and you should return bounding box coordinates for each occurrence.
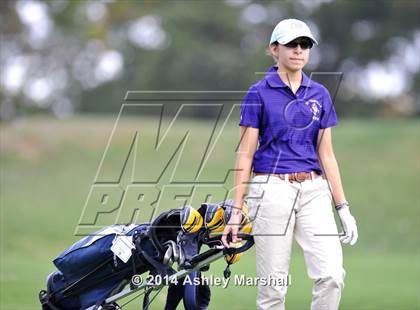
[295,172,306,183]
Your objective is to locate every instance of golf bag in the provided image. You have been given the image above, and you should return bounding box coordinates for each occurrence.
[39,201,254,310]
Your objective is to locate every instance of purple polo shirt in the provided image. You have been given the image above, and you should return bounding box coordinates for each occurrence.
[239,65,338,175]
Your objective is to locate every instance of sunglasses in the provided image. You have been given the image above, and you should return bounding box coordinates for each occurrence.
[284,39,313,50]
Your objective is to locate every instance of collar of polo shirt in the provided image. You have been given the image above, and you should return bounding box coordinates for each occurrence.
[265,65,311,89]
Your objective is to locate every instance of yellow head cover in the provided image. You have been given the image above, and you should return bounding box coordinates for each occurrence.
[180,205,204,233]
[204,204,226,233]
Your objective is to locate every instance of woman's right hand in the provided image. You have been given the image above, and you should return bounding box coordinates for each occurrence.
[221,212,243,248]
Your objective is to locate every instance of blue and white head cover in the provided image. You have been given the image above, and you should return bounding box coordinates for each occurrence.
[269,18,318,46]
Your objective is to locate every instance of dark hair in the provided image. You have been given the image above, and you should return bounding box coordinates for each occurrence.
[265,42,279,63]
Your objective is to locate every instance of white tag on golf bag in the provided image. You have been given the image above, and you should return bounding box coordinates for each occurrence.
[111,235,135,263]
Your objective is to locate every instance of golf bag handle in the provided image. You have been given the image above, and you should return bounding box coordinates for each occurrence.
[223,233,254,256]
[202,232,254,255]
[189,233,254,266]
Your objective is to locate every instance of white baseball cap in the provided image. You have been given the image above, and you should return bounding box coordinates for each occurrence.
[269,19,318,46]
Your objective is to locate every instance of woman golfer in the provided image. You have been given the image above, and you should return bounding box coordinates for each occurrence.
[222,19,358,310]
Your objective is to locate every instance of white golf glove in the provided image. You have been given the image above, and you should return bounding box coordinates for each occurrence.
[337,205,358,245]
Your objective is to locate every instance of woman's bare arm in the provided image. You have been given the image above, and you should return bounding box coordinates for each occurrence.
[233,126,260,210]
[318,127,358,245]
[221,126,259,247]
[317,128,347,205]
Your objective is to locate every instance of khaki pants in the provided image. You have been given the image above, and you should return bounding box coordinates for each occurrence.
[247,174,345,310]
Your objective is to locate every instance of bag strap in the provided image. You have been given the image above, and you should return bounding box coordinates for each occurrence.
[140,250,174,276]
[38,290,61,310]
[142,288,153,310]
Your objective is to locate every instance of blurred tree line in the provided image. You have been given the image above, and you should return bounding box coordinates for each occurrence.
[0,0,419,120]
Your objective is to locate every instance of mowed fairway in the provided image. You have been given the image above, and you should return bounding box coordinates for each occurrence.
[1,116,419,309]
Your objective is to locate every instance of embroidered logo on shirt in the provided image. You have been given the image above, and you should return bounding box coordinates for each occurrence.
[305,99,322,121]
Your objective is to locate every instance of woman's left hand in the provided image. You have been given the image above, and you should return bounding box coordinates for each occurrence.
[337,206,358,246]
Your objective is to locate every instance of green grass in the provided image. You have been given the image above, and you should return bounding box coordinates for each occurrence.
[1,116,419,309]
